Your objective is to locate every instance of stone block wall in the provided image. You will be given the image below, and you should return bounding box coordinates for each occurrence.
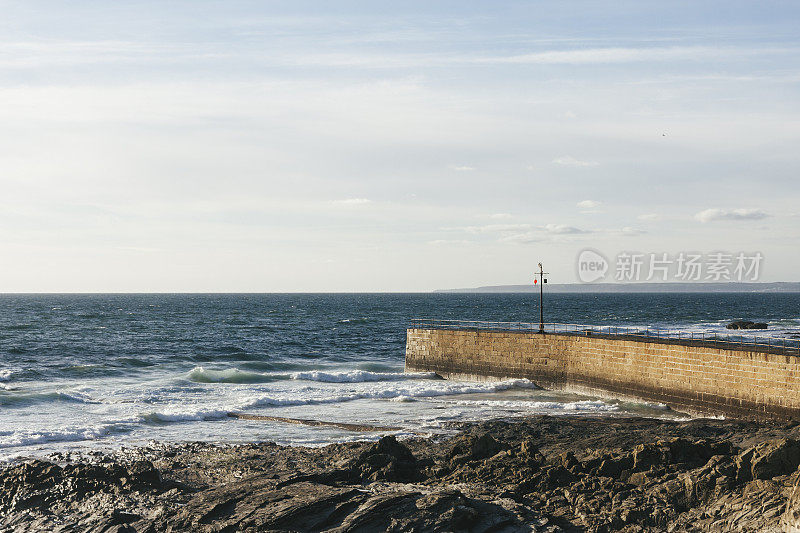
[405,328,800,419]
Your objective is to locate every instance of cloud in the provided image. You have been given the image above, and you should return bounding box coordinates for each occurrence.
[454,222,590,237]
[332,198,372,205]
[427,239,472,246]
[500,224,646,244]
[450,165,475,171]
[499,233,543,244]
[619,227,647,236]
[577,200,601,209]
[694,208,770,223]
[544,223,591,234]
[459,223,532,234]
[487,213,513,220]
[552,156,599,167]
[475,46,793,66]
[637,213,660,221]
[499,224,591,244]
[116,246,160,253]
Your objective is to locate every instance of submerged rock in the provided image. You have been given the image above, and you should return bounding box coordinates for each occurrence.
[726,320,768,330]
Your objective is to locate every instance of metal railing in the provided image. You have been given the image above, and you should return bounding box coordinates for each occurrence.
[409,318,800,356]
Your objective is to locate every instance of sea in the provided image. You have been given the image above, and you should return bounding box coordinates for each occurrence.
[1,293,799,461]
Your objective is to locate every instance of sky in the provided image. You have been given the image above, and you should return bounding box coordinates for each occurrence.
[1,0,799,291]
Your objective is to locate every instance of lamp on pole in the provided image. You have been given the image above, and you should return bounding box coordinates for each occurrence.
[535,262,548,333]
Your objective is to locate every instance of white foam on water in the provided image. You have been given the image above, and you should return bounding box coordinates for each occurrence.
[236,378,539,409]
[290,370,439,383]
[187,366,277,384]
[442,398,620,412]
[0,389,98,407]
[119,377,541,431]
[0,421,133,450]
[186,367,443,385]
[390,396,416,403]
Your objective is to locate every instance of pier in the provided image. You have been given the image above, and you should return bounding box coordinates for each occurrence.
[405,319,800,419]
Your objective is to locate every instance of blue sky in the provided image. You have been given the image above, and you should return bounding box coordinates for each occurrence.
[1,1,798,290]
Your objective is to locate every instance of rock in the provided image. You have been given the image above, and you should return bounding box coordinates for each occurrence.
[517,439,544,467]
[123,460,163,490]
[781,473,800,532]
[737,437,800,482]
[448,432,505,466]
[348,435,420,483]
[679,455,736,506]
[596,454,633,478]
[560,451,582,473]
[667,438,734,466]
[4,416,800,532]
[726,320,768,330]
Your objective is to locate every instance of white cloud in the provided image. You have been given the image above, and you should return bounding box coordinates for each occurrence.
[499,233,543,244]
[487,213,513,220]
[427,239,472,246]
[637,213,660,221]
[499,225,649,245]
[458,223,532,234]
[450,165,475,171]
[619,227,647,236]
[694,208,770,223]
[577,200,601,209]
[332,198,372,206]
[552,156,599,167]
[544,223,590,234]
[476,46,794,66]
[454,222,590,236]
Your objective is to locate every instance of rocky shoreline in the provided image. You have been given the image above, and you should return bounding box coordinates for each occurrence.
[3,416,800,532]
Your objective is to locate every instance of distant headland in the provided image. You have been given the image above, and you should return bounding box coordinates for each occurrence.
[436,282,800,293]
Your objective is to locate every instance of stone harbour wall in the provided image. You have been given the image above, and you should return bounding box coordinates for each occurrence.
[405,328,800,419]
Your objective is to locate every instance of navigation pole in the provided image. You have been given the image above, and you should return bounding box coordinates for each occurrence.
[536,262,548,333]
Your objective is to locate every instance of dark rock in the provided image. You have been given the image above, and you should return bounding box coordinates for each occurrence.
[737,437,800,481]
[448,432,505,466]
[124,460,163,490]
[4,416,800,532]
[630,438,733,473]
[726,320,768,330]
[781,473,800,531]
[560,451,582,473]
[349,435,420,483]
[517,439,544,467]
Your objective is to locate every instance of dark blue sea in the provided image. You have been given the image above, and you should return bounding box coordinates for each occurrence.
[1,293,798,459]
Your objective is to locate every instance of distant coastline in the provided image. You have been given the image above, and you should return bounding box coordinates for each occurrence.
[436,282,800,293]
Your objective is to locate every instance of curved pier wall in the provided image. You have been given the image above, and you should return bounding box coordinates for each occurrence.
[405,328,800,419]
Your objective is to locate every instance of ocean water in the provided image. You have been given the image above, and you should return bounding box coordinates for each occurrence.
[1,293,798,460]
